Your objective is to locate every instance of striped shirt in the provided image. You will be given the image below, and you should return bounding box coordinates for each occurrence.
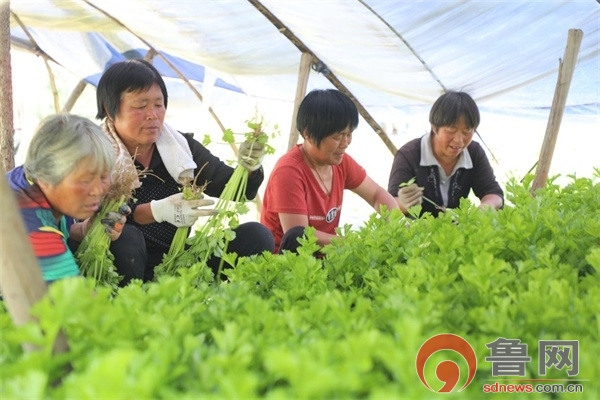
[7,166,80,281]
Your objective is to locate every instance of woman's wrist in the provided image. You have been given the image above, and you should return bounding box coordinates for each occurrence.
[70,221,88,242]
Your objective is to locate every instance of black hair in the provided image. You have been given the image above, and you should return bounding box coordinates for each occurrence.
[95,59,168,120]
[296,89,359,147]
[429,91,480,133]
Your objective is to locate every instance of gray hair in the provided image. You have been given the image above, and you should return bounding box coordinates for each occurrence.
[24,114,116,185]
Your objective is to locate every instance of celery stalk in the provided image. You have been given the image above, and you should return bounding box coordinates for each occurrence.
[75,196,125,289]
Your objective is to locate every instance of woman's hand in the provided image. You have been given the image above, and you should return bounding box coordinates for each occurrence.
[150,193,217,227]
[478,194,504,211]
[238,140,266,172]
[100,204,131,241]
[398,183,423,209]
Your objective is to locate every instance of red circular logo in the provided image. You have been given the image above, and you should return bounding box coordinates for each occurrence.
[416,333,477,393]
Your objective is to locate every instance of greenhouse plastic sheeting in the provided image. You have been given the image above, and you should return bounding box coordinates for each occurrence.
[8,0,600,115]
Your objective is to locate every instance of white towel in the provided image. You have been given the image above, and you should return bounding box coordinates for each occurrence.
[156,122,197,182]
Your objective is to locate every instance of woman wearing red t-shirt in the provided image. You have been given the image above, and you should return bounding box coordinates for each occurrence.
[261,89,399,253]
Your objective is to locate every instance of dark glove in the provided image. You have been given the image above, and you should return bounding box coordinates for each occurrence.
[100,204,131,241]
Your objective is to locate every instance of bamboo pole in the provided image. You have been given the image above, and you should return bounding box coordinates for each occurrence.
[530,29,583,194]
[324,65,397,154]
[84,5,253,151]
[82,2,231,148]
[0,8,69,352]
[0,0,14,172]
[62,80,87,113]
[287,52,312,150]
[42,57,60,113]
[1,4,70,360]
[359,0,447,93]
[11,11,60,113]
[144,48,156,62]
[81,1,266,212]
[248,0,397,155]
[0,170,70,354]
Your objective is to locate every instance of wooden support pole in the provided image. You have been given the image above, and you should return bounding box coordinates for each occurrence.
[11,11,60,113]
[144,48,156,62]
[43,57,60,113]
[530,29,583,194]
[62,80,87,113]
[0,0,14,172]
[249,0,398,155]
[0,171,70,354]
[82,1,266,212]
[324,67,397,154]
[82,2,228,139]
[287,52,312,150]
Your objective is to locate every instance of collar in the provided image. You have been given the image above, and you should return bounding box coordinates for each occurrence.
[420,134,473,173]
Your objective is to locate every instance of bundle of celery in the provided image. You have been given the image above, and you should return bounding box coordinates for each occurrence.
[75,159,139,289]
[155,165,209,276]
[75,197,126,288]
[157,116,275,278]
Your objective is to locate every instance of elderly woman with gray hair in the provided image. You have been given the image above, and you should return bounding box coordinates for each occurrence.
[6,114,141,283]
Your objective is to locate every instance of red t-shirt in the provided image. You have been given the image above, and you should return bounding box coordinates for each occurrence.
[261,145,367,252]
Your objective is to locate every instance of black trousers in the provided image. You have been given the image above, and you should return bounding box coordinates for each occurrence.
[279,225,325,258]
[279,226,306,253]
[68,224,147,287]
[143,221,275,281]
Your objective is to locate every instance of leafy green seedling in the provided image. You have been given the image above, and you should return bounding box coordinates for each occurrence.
[399,177,446,212]
[399,177,416,188]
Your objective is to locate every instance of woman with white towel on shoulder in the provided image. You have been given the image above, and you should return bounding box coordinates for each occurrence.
[95,59,274,281]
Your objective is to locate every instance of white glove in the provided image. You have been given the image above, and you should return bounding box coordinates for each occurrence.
[398,183,424,209]
[150,193,217,227]
[238,140,265,172]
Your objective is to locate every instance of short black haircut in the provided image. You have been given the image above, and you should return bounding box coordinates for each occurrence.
[296,89,359,147]
[95,59,168,120]
[429,91,480,133]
